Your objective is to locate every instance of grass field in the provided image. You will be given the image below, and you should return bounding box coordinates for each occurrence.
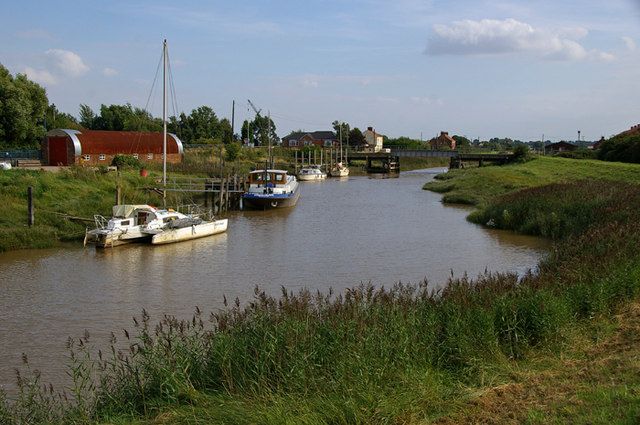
[423,156,640,205]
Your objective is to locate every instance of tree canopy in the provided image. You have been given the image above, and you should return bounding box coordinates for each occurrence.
[241,114,278,146]
[0,64,48,148]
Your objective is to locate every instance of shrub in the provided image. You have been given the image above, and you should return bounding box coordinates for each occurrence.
[111,154,141,169]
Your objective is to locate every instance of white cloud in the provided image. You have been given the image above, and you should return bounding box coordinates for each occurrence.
[23,67,57,85]
[426,18,614,62]
[45,49,89,77]
[103,67,118,77]
[622,36,636,51]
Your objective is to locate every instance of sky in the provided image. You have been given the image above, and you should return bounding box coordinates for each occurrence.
[2,0,640,142]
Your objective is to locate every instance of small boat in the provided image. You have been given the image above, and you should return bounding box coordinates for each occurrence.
[242,169,300,209]
[330,162,349,177]
[85,204,228,247]
[298,165,327,181]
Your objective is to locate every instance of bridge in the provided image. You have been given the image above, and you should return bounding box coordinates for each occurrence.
[347,149,514,171]
[387,148,514,169]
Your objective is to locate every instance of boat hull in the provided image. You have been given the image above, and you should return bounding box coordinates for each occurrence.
[151,219,228,245]
[242,190,300,210]
[86,228,150,248]
[298,174,326,181]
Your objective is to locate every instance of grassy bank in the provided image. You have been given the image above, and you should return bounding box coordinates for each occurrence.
[423,156,640,205]
[2,159,640,423]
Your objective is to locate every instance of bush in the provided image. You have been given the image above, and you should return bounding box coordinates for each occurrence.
[111,154,141,169]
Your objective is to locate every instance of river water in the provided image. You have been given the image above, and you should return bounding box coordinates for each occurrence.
[0,168,548,394]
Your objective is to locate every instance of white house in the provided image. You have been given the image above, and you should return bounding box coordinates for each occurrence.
[363,126,384,152]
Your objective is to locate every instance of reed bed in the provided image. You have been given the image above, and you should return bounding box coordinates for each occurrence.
[2,181,640,423]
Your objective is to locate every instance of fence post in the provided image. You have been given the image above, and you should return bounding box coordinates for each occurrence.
[27,186,34,227]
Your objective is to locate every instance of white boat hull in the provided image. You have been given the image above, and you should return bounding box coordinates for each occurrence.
[151,219,228,245]
[330,167,349,177]
[298,174,326,181]
[86,228,150,248]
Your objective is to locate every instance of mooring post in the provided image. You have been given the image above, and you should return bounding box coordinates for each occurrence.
[27,186,34,227]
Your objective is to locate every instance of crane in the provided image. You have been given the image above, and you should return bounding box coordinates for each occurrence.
[247,99,261,116]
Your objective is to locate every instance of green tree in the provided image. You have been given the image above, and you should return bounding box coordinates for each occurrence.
[452,135,471,148]
[0,64,48,148]
[332,120,350,141]
[348,127,365,147]
[242,115,277,146]
[45,104,80,131]
[79,104,96,129]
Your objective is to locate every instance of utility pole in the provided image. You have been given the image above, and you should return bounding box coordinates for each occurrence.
[231,100,235,142]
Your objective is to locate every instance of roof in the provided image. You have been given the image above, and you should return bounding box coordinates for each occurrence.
[46,129,184,155]
[547,141,577,148]
[282,131,336,141]
[249,169,288,174]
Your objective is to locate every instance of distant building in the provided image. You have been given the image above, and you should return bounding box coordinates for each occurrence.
[42,129,184,166]
[545,141,577,154]
[363,126,384,152]
[428,131,457,150]
[281,131,338,148]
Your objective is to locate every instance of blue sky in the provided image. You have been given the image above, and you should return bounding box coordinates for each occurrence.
[2,0,640,141]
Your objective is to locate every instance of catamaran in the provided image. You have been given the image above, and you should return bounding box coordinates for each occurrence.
[85,40,228,247]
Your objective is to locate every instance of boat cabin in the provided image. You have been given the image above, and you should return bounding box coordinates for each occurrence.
[248,170,288,186]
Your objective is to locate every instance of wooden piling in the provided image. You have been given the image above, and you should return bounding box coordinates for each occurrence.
[27,186,34,227]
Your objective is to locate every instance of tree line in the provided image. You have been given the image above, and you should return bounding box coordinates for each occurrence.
[0,64,238,149]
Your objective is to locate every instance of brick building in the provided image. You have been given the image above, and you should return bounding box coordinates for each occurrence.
[428,131,457,150]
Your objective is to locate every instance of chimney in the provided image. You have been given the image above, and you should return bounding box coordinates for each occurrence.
[441,131,448,136]
[367,126,373,131]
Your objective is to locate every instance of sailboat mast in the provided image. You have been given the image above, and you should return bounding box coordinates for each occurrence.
[162,39,168,190]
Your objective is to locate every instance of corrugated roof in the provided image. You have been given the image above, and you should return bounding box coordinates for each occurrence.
[55,130,183,154]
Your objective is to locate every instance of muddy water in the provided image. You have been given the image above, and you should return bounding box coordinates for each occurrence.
[0,168,548,393]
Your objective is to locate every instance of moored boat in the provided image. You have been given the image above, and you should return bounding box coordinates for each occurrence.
[242,169,300,209]
[330,162,349,177]
[298,165,327,181]
[86,205,228,247]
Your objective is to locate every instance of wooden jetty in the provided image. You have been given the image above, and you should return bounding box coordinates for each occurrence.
[145,176,246,213]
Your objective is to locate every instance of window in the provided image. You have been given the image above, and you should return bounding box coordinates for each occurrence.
[289,140,298,147]
[82,154,91,161]
[133,153,139,159]
[99,154,106,161]
[147,153,153,159]
[324,140,333,147]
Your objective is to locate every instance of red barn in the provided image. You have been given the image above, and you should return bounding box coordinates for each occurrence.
[42,129,184,166]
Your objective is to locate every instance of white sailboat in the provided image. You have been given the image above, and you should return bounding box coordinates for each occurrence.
[330,122,349,177]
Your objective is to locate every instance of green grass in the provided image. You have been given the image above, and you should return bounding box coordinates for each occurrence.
[423,156,640,206]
